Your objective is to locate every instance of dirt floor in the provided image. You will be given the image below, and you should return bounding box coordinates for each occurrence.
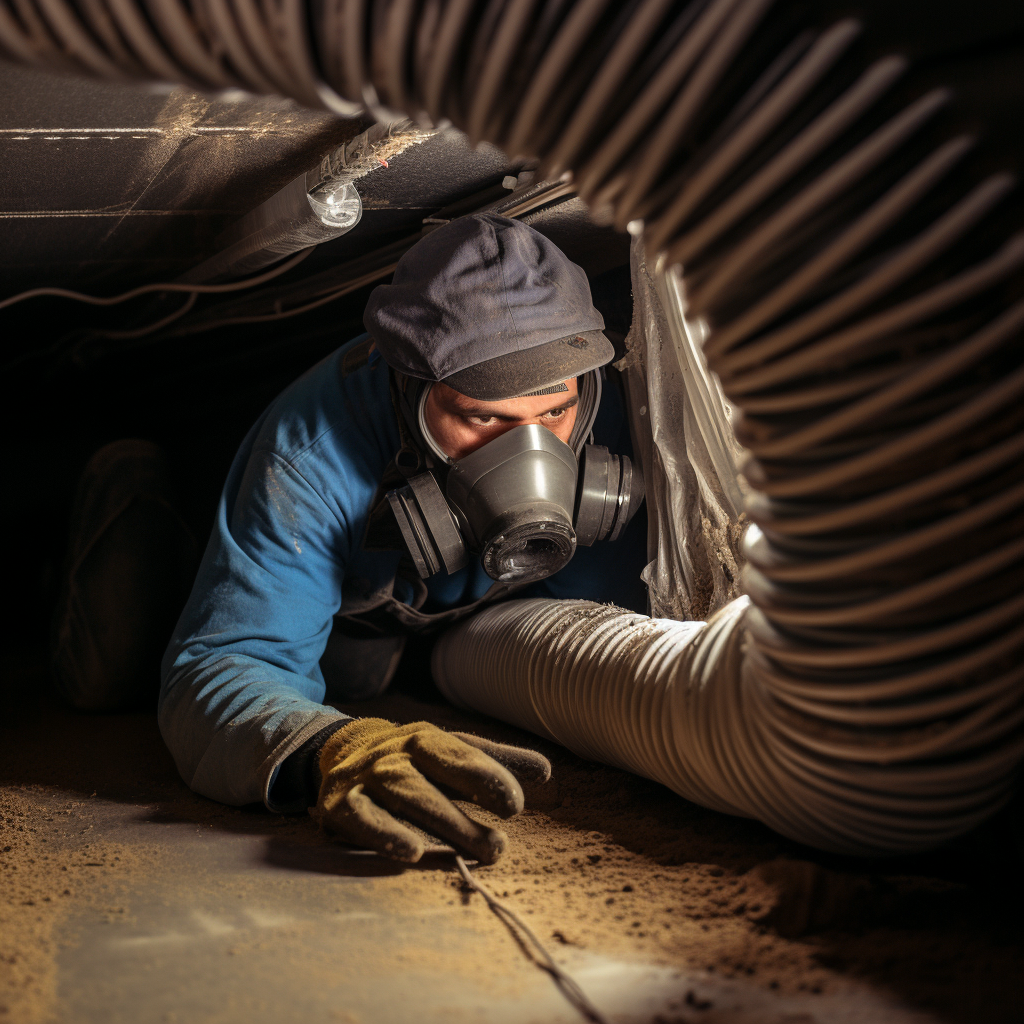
[2,651,1022,1024]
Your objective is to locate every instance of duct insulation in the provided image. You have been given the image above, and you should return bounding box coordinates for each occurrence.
[182,120,435,282]
[433,593,1020,857]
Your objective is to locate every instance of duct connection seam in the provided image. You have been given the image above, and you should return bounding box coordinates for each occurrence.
[2,0,1022,852]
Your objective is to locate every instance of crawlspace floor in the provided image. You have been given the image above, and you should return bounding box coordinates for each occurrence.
[2,658,1022,1024]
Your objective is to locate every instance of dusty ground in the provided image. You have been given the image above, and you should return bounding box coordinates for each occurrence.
[2,653,1022,1024]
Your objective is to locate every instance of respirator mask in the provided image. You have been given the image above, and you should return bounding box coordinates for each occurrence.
[381,371,644,584]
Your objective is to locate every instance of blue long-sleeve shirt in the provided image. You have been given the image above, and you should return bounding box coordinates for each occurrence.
[159,335,647,810]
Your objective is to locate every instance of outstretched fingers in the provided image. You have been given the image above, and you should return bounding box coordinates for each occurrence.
[410,732,527,818]
[367,753,508,864]
[319,782,425,863]
[450,732,552,784]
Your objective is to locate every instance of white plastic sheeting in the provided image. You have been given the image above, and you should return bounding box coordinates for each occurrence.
[616,234,747,621]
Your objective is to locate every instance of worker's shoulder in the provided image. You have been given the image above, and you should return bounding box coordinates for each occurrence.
[337,335,376,377]
[254,334,397,470]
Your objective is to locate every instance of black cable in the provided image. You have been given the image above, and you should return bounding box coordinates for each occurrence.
[175,268,394,334]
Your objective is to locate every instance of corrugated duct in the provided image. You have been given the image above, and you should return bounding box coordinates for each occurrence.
[2,0,1022,854]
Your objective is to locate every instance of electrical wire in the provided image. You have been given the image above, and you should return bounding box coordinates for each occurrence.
[0,245,316,312]
[172,262,400,334]
[93,291,198,340]
[0,246,318,372]
[452,855,611,1024]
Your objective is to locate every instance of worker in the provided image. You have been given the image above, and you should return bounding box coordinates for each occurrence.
[52,213,648,864]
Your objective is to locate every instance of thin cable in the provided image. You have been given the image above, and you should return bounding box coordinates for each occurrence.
[0,290,195,372]
[0,246,316,312]
[0,248,318,372]
[452,855,611,1024]
[94,291,198,340]
[174,262,400,334]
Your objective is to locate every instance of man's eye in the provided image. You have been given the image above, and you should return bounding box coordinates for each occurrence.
[467,415,498,426]
[542,408,566,419]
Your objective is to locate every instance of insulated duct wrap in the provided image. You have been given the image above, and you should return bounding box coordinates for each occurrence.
[2,0,1022,852]
[181,120,435,282]
[619,233,748,622]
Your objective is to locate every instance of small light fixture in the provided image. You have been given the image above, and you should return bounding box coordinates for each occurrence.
[307,179,362,230]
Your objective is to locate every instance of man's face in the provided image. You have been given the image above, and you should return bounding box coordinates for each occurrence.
[423,378,579,462]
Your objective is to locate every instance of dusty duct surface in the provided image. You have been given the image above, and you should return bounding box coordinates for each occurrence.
[0,63,364,292]
[618,233,747,621]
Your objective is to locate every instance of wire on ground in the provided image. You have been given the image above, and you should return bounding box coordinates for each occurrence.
[452,855,611,1024]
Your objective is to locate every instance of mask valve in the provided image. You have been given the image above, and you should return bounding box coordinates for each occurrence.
[481,509,577,584]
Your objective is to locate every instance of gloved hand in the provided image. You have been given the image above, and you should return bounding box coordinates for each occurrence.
[314,718,551,864]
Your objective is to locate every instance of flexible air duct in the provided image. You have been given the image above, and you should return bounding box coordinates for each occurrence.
[2,0,1022,852]
[433,591,1023,856]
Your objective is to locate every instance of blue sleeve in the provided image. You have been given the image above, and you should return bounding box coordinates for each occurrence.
[159,341,396,810]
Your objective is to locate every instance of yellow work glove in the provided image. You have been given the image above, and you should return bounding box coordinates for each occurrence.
[314,718,551,864]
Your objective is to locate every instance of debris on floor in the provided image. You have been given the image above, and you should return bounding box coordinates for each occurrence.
[2,670,1022,1024]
